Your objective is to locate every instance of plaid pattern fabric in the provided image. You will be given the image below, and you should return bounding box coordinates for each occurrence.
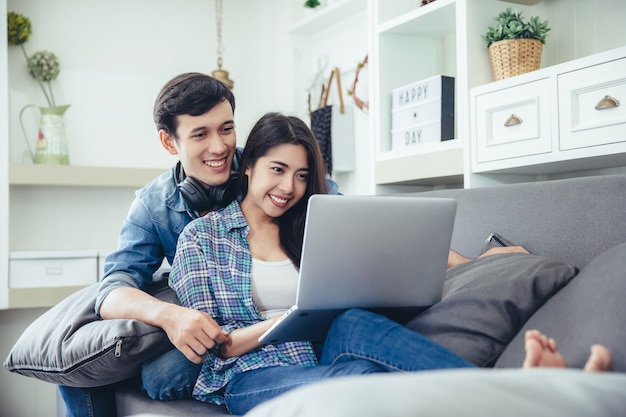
[169,201,317,405]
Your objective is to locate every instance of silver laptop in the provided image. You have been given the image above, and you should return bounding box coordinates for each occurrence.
[258,194,456,345]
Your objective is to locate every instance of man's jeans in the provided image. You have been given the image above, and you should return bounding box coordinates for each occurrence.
[223,308,474,415]
[58,349,201,417]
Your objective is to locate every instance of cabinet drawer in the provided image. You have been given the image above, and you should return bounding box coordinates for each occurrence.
[558,57,626,150]
[10,251,98,288]
[475,78,552,163]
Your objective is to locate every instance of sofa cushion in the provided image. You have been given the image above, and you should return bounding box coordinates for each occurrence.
[406,253,578,367]
[3,277,178,387]
[243,369,626,417]
[496,242,626,371]
[115,377,229,417]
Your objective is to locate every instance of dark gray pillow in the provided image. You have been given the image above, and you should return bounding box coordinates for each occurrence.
[3,279,178,387]
[406,253,578,367]
[496,242,626,371]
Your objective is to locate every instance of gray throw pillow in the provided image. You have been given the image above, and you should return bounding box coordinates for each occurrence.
[3,279,178,387]
[406,253,578,367]
[495,242,626,371]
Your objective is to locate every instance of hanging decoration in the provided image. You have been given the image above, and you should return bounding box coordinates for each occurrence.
[347,54,369,113]
[211,0,234,89]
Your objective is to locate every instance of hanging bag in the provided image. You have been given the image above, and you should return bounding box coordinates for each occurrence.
[310,67,355,175]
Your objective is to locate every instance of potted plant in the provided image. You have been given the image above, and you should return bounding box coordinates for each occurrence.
[304,0,321,9]
[482,8,550,80]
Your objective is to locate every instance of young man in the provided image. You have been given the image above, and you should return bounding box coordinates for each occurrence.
[58,72,265,416]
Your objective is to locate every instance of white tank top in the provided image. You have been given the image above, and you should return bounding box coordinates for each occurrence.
[251,258,299,319]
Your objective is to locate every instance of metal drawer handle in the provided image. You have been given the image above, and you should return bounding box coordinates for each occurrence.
[504,114,523,127]
[595,95,620,110]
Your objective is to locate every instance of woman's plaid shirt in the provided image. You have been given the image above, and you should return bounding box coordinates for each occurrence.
[169,201,317,405]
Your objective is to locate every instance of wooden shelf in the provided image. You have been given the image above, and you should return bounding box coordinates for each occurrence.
[9,164,167,188]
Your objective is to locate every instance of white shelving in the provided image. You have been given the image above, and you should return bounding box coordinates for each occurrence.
[370,0,626,192]
[289,0,368,35]
[371,0,465,191]
[9,164,166,187]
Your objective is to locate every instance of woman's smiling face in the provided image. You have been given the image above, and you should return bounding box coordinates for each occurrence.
[242,143,309,220]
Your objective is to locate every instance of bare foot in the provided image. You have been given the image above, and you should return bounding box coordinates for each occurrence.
[583,344,612,372]
[523,330,612,372]
[523,330,566,368]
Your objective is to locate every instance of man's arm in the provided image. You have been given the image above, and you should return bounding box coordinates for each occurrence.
[96,194,227,363]
[99,287,228,363]
[447,246,529,268]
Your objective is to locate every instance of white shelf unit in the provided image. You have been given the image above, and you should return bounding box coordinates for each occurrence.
[9,164,166,187]
[370,0,625,192]
[462,0,626,187]
[469,46,626,185]
[4,165,164,309]
[370,0,522,192]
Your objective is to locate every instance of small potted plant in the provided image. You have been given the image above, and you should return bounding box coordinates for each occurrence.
[304,0,322,9]
[482,8,550,80]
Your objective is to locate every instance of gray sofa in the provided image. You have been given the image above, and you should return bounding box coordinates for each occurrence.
[6,175,626,416]
[112,174,626,416]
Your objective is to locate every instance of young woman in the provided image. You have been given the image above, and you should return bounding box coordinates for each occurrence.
[168,112,474,415]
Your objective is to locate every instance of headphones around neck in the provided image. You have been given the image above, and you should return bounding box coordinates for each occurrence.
[176,148,242,213]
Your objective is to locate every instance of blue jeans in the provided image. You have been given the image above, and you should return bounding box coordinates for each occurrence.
[58,348,201,417]
[223,309,474,415]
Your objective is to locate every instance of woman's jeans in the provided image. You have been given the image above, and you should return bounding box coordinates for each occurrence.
[223,308,474,415]
[58,348,202,417]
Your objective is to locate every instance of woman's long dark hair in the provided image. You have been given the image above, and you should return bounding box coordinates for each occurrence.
[237,113,328,268]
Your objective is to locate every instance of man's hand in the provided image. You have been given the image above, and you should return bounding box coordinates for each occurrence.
[161,304,229,364]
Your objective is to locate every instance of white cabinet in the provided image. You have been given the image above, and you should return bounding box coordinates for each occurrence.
[559,57,626,151]
[369,0,544,192]
[474,77,552,164]
[470,46,626,177]
[370,0,626,191]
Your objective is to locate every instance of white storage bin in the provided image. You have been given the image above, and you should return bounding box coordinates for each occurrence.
[9,250,98,288]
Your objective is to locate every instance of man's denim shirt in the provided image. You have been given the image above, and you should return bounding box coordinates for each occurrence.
[94,163,339,316]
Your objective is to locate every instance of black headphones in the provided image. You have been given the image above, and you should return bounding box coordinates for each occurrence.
[176,148,242,212]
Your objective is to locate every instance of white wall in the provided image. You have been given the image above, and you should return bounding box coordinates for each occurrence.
[7,0,296,168]
[2,1,299,415]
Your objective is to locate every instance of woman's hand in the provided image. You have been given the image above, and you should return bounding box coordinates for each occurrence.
[218,316,281,358]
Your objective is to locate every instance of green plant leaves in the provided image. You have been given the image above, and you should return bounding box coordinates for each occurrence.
[482,7,550,47]
[7,11,32,46]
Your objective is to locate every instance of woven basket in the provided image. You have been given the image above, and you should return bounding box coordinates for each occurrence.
[488,38,543,81]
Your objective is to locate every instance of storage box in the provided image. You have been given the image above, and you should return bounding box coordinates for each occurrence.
[9,250,98,288]
[391,76,455,150]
